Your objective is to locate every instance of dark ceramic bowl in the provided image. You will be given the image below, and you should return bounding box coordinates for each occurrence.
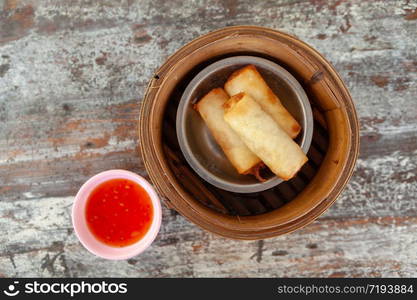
[176,56,313,193]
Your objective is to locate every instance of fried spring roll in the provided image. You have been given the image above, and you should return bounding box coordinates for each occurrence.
[194,88,262,175]
[224,92,308,180]
[224,65,301,139]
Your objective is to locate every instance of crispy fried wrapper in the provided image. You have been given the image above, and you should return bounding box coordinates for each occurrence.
[225,65,301,139]
[223,92,308,181]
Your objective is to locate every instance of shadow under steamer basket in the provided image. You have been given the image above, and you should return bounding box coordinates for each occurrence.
[140,26,359,240]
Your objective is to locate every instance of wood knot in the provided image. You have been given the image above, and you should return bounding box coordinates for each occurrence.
[272,250,288,256]
[306,243,318,249]
[307,70,324,85]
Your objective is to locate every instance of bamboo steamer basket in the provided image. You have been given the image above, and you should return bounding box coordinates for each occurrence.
[139,26,359,240]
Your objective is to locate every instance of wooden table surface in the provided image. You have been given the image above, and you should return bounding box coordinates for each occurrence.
[0,0,416,277]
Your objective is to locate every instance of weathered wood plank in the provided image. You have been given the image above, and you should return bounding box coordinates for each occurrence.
[1,195,417,277]
[0,0,416,277]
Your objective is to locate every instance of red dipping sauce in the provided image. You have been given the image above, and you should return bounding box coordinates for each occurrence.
[85,178,153,247]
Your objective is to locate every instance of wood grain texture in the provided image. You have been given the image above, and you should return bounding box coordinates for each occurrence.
[0,0,416,277]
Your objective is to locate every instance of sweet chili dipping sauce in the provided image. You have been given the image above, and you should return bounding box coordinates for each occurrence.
[85,178,153,247]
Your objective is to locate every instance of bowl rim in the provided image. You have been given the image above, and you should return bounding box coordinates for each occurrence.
[72,169,162,259]
[176,55,313,193]
[139,26,360,239]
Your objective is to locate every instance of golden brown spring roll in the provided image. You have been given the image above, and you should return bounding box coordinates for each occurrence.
[194,88,262,175]
[224,65,301,139]
[224,92,308,180]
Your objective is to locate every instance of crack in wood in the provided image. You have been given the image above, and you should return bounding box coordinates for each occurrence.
[250,240,265,263]
[41,251,63,275]
[9,254,17,269]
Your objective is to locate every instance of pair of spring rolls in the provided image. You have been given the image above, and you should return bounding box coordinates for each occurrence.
[194,65,307,181]
[225,65,301,139]
[223,92,308,180]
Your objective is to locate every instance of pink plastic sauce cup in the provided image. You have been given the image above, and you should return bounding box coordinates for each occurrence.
[72,169,162,260]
